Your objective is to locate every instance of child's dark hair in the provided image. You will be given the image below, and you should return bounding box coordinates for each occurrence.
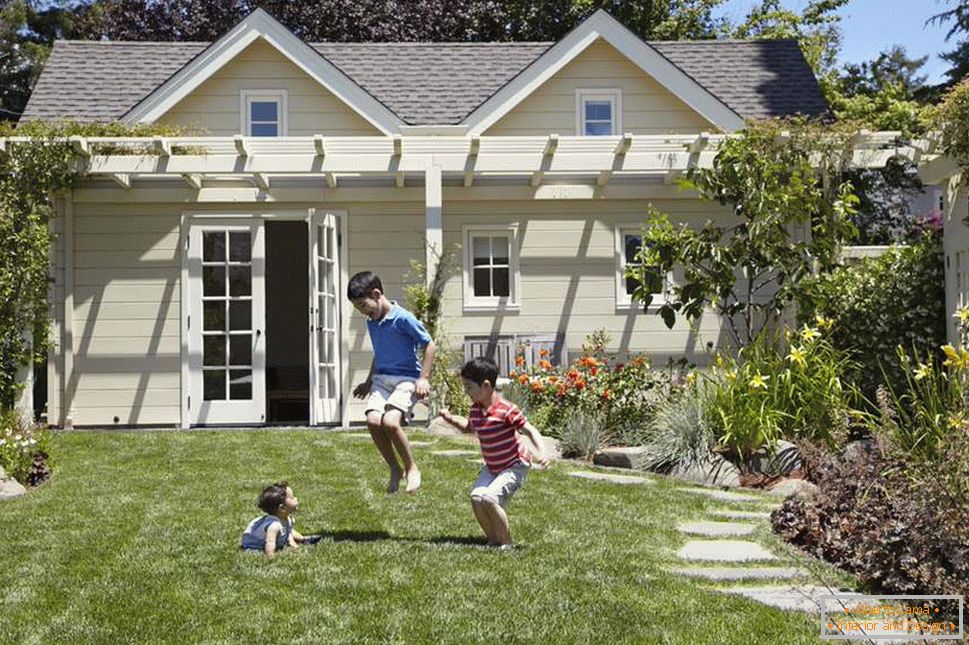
[347,271,383,300]
[461,356,499,387]
[257,482,288,514]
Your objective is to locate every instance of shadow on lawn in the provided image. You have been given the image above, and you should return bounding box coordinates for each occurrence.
[303,530,498,549]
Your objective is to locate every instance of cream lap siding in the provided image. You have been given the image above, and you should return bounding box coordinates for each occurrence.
[70,204,182,425]
[439,199,732,364]
[484,38,715,136]
[158,40,381,136]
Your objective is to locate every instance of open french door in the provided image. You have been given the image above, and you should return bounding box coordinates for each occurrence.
[187,220,266,425]
[308,210,342,425]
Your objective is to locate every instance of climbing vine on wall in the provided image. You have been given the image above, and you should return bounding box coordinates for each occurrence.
[0,120,183,410]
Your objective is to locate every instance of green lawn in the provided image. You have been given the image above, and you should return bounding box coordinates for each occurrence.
[0,429,852,644]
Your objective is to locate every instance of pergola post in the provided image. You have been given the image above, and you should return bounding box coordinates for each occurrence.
[425,164,443,286]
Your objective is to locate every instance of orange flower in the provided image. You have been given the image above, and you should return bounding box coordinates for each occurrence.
[575,378,587,390]
[518,374,529,385]
[531,381,544,392]
[515,356,525,366]
[539,359,552,370]
[556,384,568,398]
[602,389,612,400]
[589,366,599,376]
[509,370,518,378]
[548,375,558,384]
[567,369,580,380]
[539,349,549,357]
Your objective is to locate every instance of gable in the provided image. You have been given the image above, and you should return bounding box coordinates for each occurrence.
[157,39,381,136]
[485,38,714,136]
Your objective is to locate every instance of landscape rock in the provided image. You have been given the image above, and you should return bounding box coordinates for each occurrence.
[769,478,820,499]
[0,464,7,481]
[667,454,741,487]
[0,478,26,500]
[593,446,646,470]
[747,440,802,477]
[425,416,467,437]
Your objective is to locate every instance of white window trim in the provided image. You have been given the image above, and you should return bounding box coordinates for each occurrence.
[240,89,288,137]
[463,224,521,312]
[575,88,622,136]
[615,224,672,312]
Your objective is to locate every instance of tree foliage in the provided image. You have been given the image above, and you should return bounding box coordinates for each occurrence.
[930,0,969,86]
[626,119,860,346]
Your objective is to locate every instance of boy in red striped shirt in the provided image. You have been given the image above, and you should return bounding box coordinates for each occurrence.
[438,357,549,548]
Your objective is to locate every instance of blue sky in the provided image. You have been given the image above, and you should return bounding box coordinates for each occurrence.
[714,0,957,83]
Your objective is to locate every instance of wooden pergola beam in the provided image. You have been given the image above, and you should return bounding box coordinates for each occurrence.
[253,173,269,190]
[182,173,203,189]
[234,135,249,157]
[531,134,558,187]
[109,173,131,189]
[464,135,480,187]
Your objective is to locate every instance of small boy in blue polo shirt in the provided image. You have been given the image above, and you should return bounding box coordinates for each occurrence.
[348,271,436,494]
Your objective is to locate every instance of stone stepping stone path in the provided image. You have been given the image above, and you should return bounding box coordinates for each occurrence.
[341,432,372,439]
[720,585,862,614]
[678,540,778,562]
[407,441,437,447]
[678,520,755,537]
[568,471,654,485]
[676,486,764,503]
[671,567,806,582]
[430,450,480,458]
[711,510,772,520]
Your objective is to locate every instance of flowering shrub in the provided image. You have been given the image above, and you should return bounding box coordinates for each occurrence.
[705,321,860,465]
[506,346,673,439]
[0,412,53,485]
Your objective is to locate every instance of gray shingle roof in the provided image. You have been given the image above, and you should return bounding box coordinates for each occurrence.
[21,38,827,126]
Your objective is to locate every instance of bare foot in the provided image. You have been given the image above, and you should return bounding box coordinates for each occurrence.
[405,467,422,493]
[387,465,403,494]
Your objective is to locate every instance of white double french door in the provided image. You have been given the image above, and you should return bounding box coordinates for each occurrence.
[184,211,343,427]
[187,220,266,425]
[308,210,342,425]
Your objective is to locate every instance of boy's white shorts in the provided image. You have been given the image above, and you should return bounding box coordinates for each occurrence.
[365,374,418,422]
[470,462,530,508]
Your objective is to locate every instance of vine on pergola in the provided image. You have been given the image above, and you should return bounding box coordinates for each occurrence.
[0,120,182,411]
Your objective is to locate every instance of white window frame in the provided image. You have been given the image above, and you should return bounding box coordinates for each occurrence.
[240,89,288,137]
[615,224,672,311]
[463,224,521,312]
[576,88,622,136]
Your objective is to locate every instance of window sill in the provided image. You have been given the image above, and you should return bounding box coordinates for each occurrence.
[462,303,521,314]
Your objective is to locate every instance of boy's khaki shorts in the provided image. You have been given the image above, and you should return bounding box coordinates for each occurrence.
[470,462,530,508]
[365,374,418,423]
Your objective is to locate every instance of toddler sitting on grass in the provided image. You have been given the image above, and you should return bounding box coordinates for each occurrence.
[241,481,309,557]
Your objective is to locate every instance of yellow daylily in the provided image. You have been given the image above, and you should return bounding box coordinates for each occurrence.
[914,362,933,381]
[787,345,807,368]
[685,372,697,386]
[942,344,969,370]
[956,307,969,325]
[799,325,822,342]
[814,314,835,331]
[749,373,769,389]
[948,414,966,430]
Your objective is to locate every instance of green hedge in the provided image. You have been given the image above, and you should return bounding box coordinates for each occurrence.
[795,230,945,398]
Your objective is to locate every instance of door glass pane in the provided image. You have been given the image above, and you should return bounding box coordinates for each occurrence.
[472,237,490,265]
[229,300,251,331]
[325,296,334,328]
[203,232,225,262]
[493,268,510,297]
[228,266,251,296]
[203,336,226,367]
[318,329,330,363]
[624,234,642,264]
[229,334,252,366]
[203,370,226,400]
[203,266,226,297]
[229,232,251,262]
[626,275,641,296]
[319,260,329,294]
[473,268,491,296]
[203,302,225,331]
[229,370,252,399]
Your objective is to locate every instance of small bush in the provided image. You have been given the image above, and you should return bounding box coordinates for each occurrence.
[795,230,945,398]
[638,380,715,474]
[0,412,53,485]
[558,410,612,461]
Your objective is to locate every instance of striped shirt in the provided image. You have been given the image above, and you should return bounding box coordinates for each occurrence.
[469,397,531,474]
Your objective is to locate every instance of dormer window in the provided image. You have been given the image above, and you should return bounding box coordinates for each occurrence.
[576,89,621,136]
[241,90,287,136]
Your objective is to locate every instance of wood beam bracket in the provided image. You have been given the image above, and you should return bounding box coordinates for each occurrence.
[234,135,249,157]
[531,134,558,187]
